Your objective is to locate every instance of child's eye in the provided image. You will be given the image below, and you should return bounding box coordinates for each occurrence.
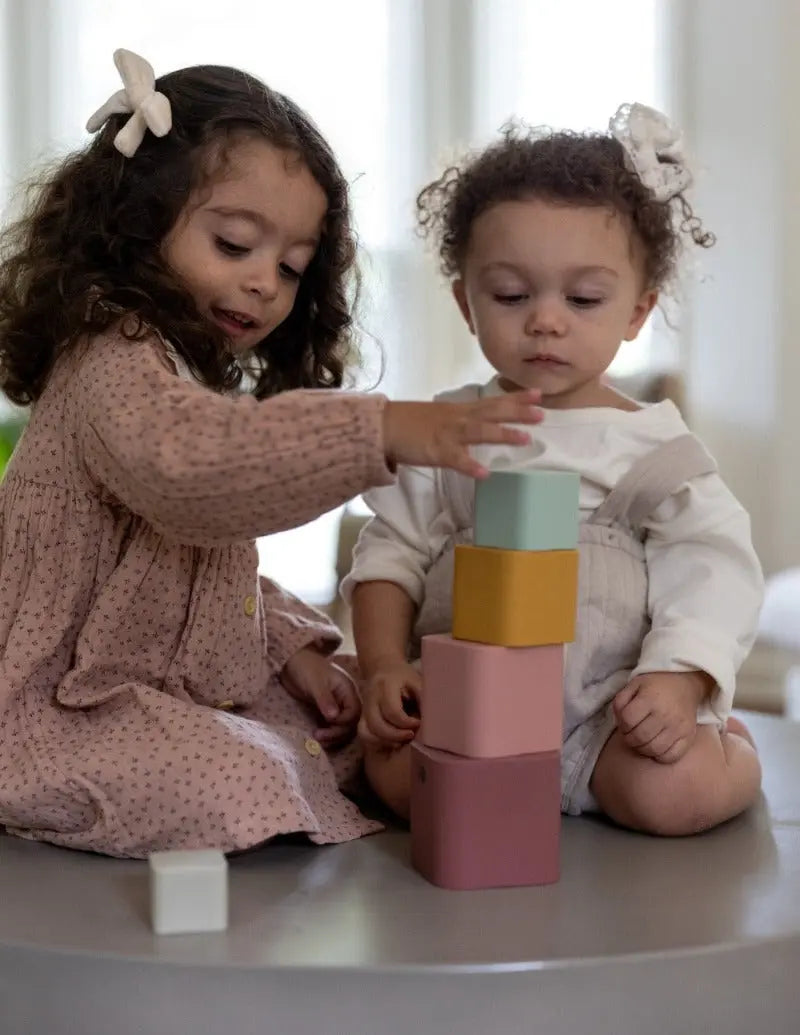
[215,236,250,256]
[568,295,603,308]
[493,293,528,305]
[280,263,301,281]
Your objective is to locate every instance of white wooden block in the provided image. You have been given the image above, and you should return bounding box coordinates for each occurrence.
[149,849,228,935]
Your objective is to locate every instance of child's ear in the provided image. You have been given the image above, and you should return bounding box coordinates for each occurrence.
[452,279,476,335]
[624,289,658,341]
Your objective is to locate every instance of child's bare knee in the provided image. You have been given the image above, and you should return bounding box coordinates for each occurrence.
[608,765,715,835]
[629,774,722,835]
[593,728,761,836]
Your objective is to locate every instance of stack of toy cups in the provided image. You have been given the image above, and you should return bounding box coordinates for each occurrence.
[410,468,580,889]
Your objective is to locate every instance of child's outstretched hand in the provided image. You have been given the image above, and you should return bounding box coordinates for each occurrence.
[359,661,422,746]
[281,647,361,748]
[613,670,714,764]
[383,390,543,479]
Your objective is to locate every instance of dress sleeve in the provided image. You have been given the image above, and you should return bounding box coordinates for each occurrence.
[259,575,342,675]
[75,333,394,546]
[633,472,765,720]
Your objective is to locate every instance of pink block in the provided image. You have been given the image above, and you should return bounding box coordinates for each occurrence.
[410,742,560,890]
[419,634,563,758]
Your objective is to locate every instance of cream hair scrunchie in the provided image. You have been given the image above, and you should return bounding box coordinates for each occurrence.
[85,48,172,157]
[608,102,692,203]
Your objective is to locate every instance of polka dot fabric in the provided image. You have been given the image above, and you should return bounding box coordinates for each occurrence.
[0,330,393,858]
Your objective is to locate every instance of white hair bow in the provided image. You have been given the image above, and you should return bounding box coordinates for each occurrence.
[86,49,172,157]
[608,102,692,202]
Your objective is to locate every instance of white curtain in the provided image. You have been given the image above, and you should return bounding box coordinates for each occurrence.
[0,0,666,601]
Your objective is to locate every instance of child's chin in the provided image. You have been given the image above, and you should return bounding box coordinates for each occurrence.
[497,373,531,393]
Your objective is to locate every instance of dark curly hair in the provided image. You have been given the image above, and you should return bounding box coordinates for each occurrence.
[0,63,360,406]
[417,122,713,289]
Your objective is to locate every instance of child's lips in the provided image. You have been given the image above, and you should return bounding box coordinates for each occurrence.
[525,354,568,366]
[211,307,259,337]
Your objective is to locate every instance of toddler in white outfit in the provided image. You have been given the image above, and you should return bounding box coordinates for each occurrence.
[344,105,764,836]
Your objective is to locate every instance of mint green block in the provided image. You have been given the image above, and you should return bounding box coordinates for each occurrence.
[474,468,580,551]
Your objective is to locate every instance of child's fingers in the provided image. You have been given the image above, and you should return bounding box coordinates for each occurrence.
[617,698,652,734]
[446,432,534,479]
[613,680,640,719]
[621,713,662,749]
[461,420,534,448]
[364,699,413,743]
[330,670,361,723]
[380,692,420,731]
[632,726,679,759]
[475,392,543,426]
[654,735,692,765]
[615,689,654,733]
[310,683,340,723]
[357,715,380,746]
[335,695,361,727]
[444,449,489,480]
[370,713,413,743]
[316,669,361,743]
[315,722,356,747]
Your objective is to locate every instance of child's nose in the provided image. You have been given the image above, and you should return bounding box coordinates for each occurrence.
[244,264,280,301]
[526,296,567,336]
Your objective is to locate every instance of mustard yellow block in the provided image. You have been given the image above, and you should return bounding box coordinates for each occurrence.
[452,544,578,646]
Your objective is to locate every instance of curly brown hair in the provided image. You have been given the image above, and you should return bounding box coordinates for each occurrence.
[417,123,713,289]
[0,64,360,406]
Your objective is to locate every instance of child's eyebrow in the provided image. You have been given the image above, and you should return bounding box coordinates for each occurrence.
[479,261,619,278]
[566,265,619,278]
[208,206,318,248]
[479,261,525,275]
[209,205,265,227]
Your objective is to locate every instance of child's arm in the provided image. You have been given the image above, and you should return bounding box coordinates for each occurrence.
[344,464,451,744]
[352,580,422,744]
[75,333,540,547]
[638,473,764,711]
[76,334,393,545]
[614,472,764,762]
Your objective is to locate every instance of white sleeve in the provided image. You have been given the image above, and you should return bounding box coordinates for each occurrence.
[632,472,765,721]
[340,464,454,606]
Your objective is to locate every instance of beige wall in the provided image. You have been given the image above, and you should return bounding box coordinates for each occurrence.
[679,0,796,575]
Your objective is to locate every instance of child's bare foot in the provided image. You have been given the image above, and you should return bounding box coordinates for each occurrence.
[726,715,757,749]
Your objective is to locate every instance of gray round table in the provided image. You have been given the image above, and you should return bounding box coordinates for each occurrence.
[1,712,799,1034]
